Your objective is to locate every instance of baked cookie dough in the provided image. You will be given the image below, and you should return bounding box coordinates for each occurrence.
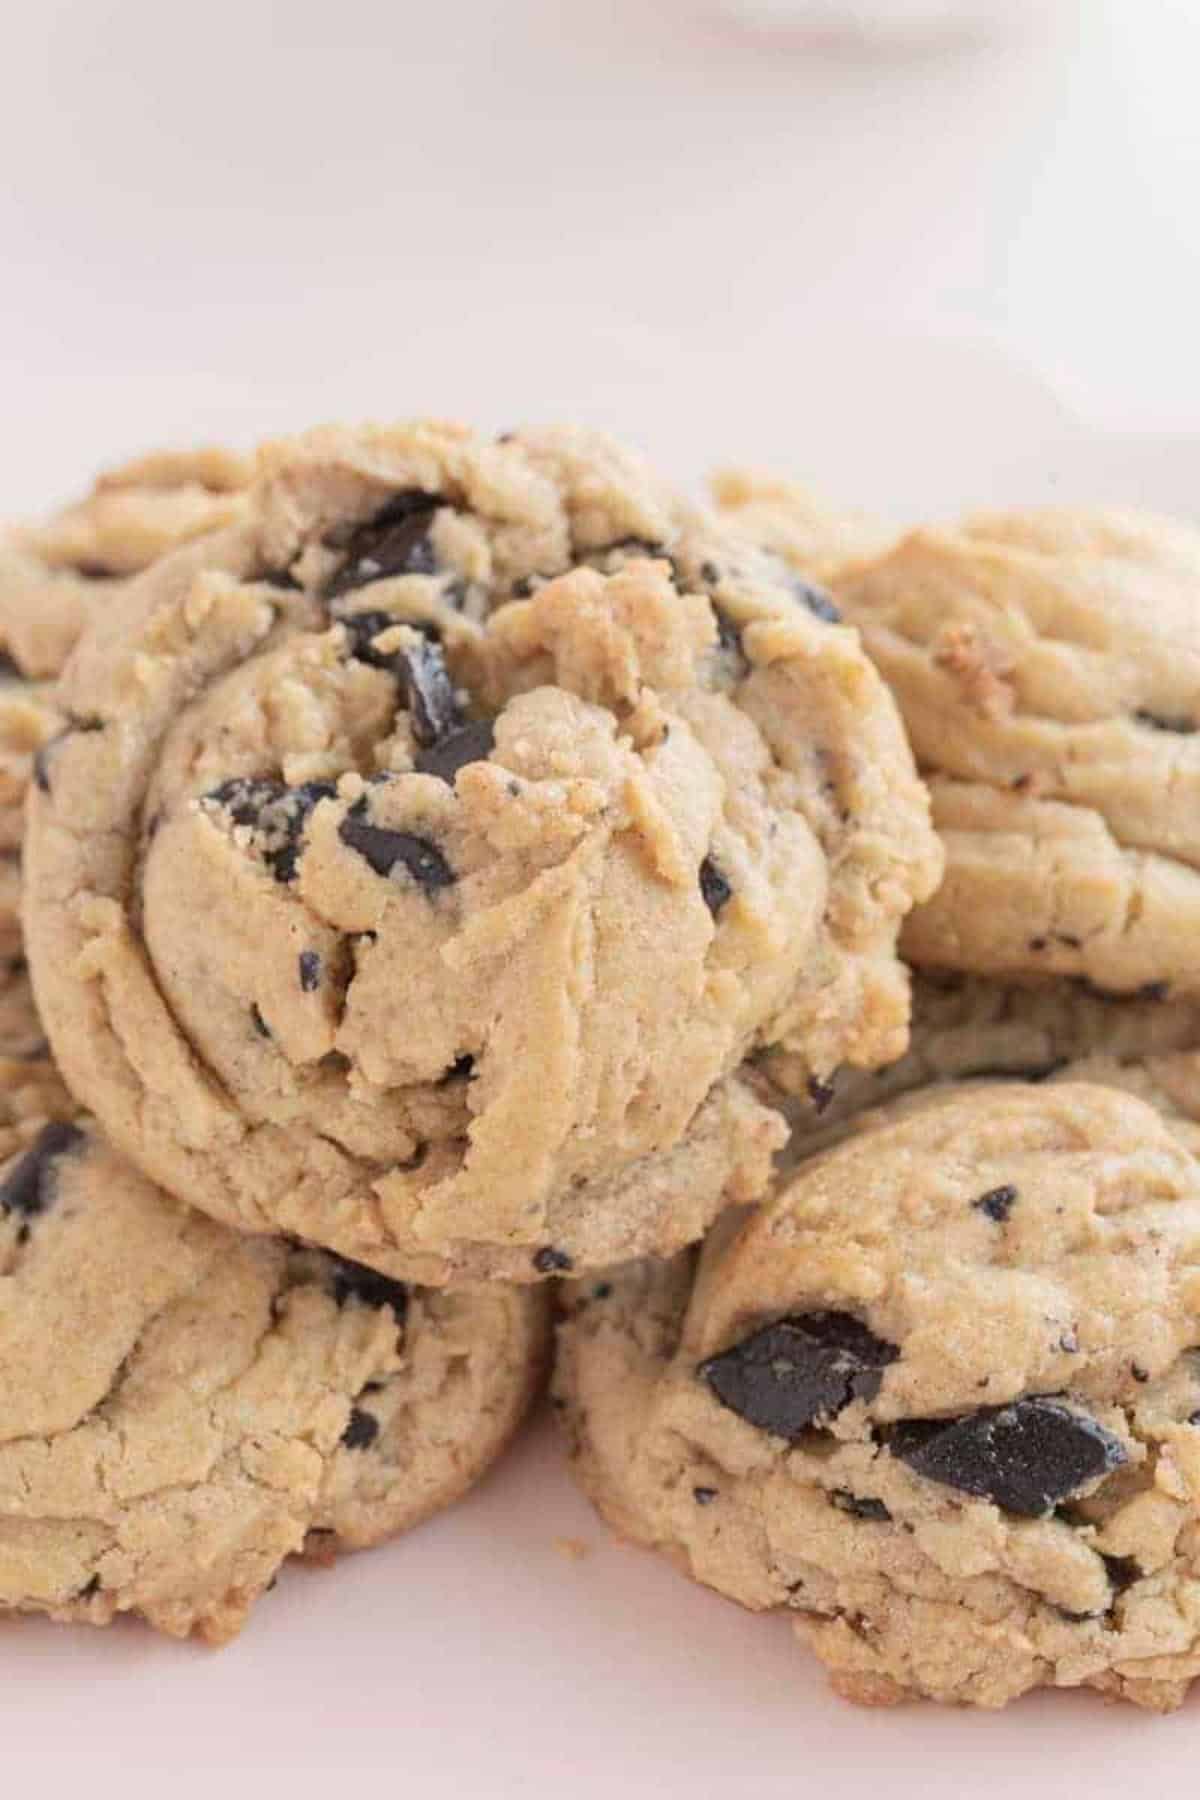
[558,1082,1200,1711]
[0,1030,548,1643]
[758,969,1200,1152]
[0,445,252,679]
[24,421,939,1283]
[829,509,1200,995]
[712,469,893,585]
[0,678,64,962]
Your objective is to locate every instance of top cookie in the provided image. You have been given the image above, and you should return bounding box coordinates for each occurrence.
[0,446,252,679]
[557,1081,1200,1711]
[23,422,939,1284]
[830,508,1200,994]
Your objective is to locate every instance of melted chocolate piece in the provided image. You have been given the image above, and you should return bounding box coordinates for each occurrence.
[398,638,461,747]
[831,1490,892,1522]
[532,1246,573,1274]
[414,718,496,785]
[205,777,336,883]
[807,1075,836,1115]
[326,491,442,597]
[699,1313,899,1439]
[328,1254,409,1322]
[338,801,456,892]
[298,950,322,992]
[1135,708,1196,735]
[789,577,841,624]
[699,856,732,918]
[693,1486,719,1505]
[974,1183,1018,1223]
[0,1120,85,1226]
[888,1397,1127,1517]
[341,1408,380,1451]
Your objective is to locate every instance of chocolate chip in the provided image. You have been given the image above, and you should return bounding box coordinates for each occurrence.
[693,1486,719,1506]
[338,609,409,670]
[329,1255,408,1321]
[831,1490,892,1522]
[338,803,455,893]
[0,1120,85,1224]
[341,1408,380,1451]
[699,856,732,919]
[326,491,442,598]
[397,639,462,747]
[77,1575,102,1601]
[1131,1363,1149,1383]
[789,578,841,624]
[1102,1553,1141,1594]
[260,567,302,591]
[414,718,495,785]
[888,1397,1127,1517]
[533,1246,574,1274]
[250,1005,271,1039]
[32,718,103,794]
[699,1313,900,1440]
[701,560,721,585]
[1135,709,1196,735]
[592,1282,613,1300]
[298,951,322,992]
[713,608,744,661]
[974,1183,1018,1223]
[807,1075,836,1115]
[438,1054,475,1085]
[206,776,336,883]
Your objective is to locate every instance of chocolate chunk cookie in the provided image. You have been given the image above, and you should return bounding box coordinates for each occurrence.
[0,1039,548,1643]
[0,445,252,679]
[829,509,1200,996]
[556,1083,1200,1711]
[23,420,939,1283]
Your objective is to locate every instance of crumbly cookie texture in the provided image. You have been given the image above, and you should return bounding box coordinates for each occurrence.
[758,970,1200,1154]
[712,469,894,584]
[0,678,64,962]
[829,508,1200,995]
[0,446,252,679]
[556,1082,1200,1711]
[24,420,938,1284]
[0,986,548,1644]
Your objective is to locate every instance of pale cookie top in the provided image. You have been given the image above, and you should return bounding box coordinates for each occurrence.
[0,1008,548,1644]
[0,445,252,679]
[556,1082,1200,1712]
[712,469,894,584]
[0,678,62,962]
[24,420,939,1284]
[831,508,1200,995]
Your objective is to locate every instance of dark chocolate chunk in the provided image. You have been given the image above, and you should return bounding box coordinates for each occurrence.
[438,1054,475,1085]
[325,491,442,598]
[338,803,455,892]
[974,1183,1018,1223]
[338,608,409,671]
[1131,1363,1149,1383]
[807,1075,836,1115]
[1135,708,1196,735]
[329,1254,409,1322]
[398,638,461,747]
[32,718,103,794]
[298,951,322,992]
[699,856,732,919]
[831,1490,892,1522]
[701,560,722,585]
[341,1408,380,1451]
[888,1397,1127,1517]
[250,1005,271,1039]
[1101,1553,1141,1594]
[414,718,495,785]
[789,577,841,624]
[260,566,302,591]
[532,1246,574,1274]
[77,1575,102,1601]
[693,1486,719,1506]
[0,1120,85,1222]
[205,776,336,883]
[713,607,744,661]
[592,1282,613,1300]
[699,1313,900,1440]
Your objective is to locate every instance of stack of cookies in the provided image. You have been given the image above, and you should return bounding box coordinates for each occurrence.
[3,426,1199,1715]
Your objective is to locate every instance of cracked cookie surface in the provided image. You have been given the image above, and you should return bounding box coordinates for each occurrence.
[827,509,1200,995]
[24,420,938,1283]
[556,1082,1200,1710]
[0,990,548,1643]
[0,446,252,680]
